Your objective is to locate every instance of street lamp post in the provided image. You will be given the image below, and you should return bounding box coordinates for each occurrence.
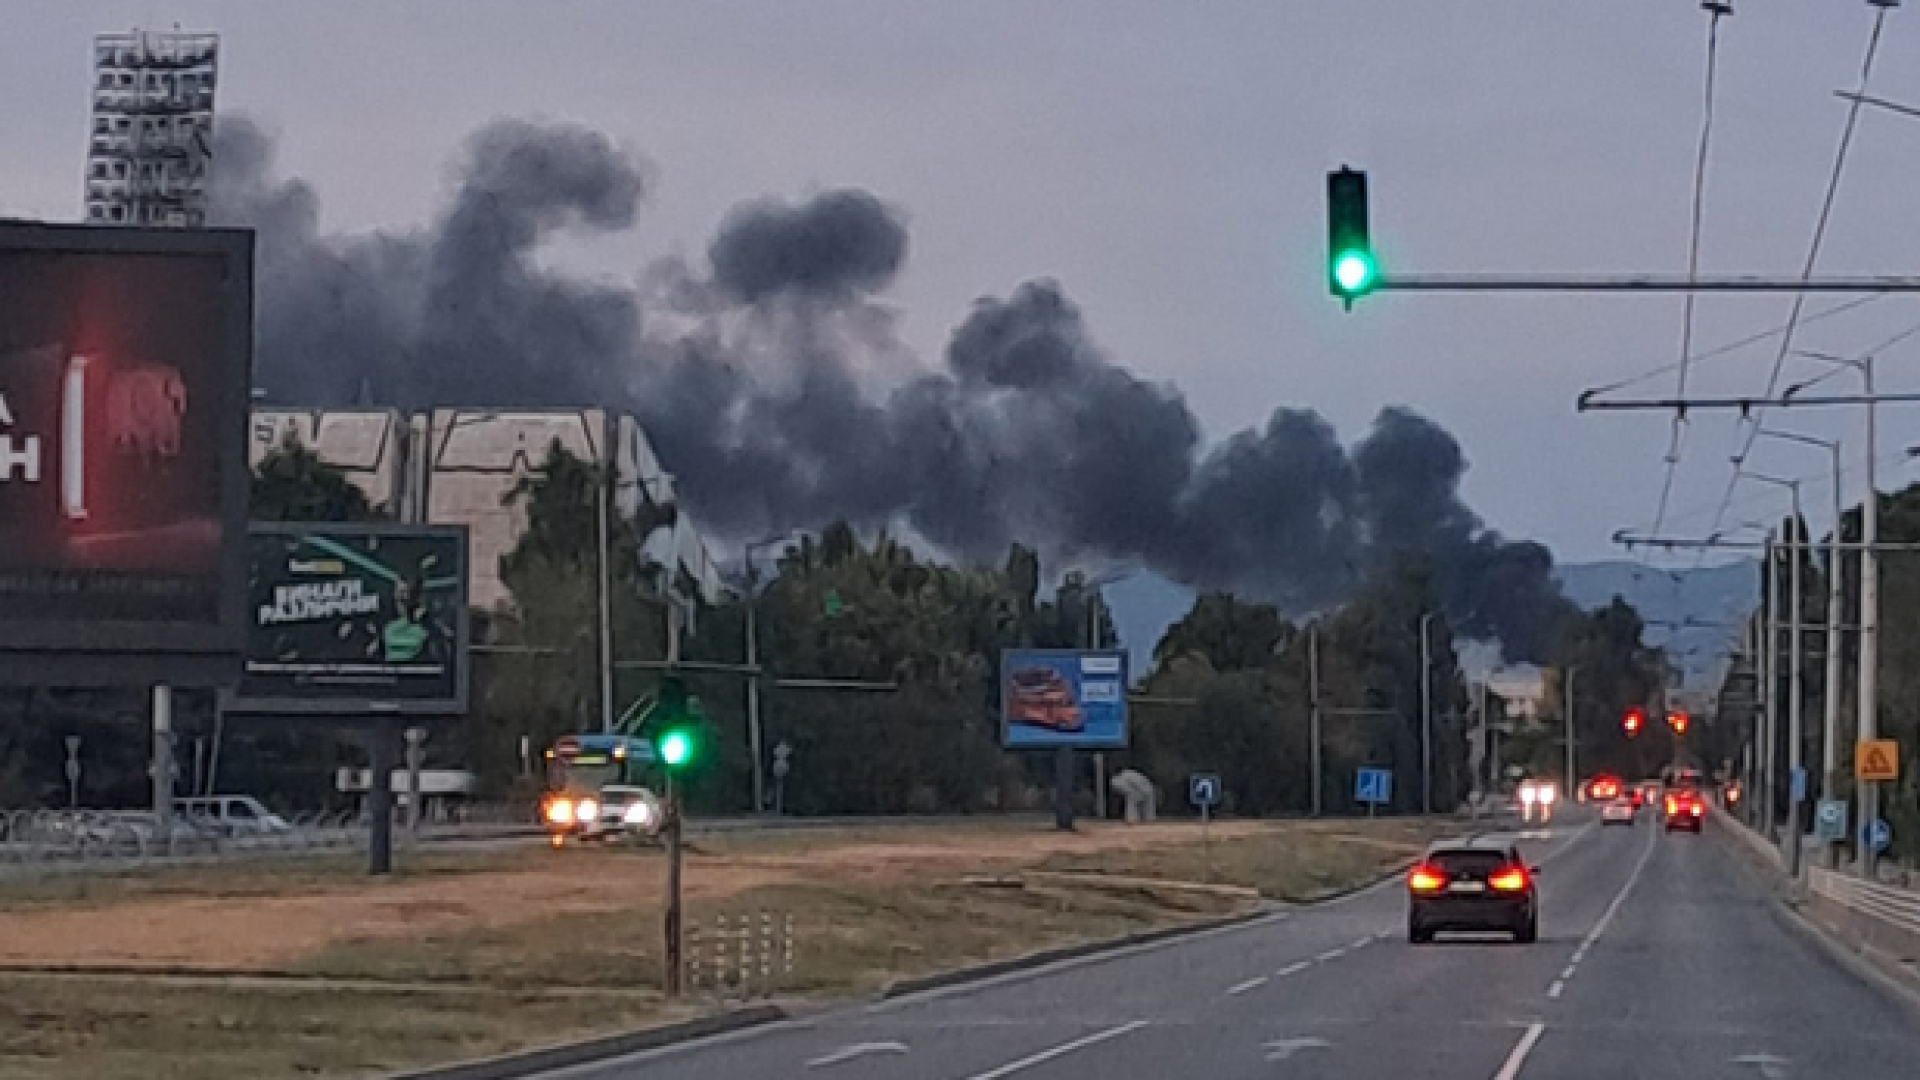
[1750,474,1803,874]
[1792,348,1881,874]
[1757,429,1845,808]
[1419,613,1435,816]
[1564,666,1578,805]
[741,533,791,815]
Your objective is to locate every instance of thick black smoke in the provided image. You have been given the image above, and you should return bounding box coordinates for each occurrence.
[215,117,1568,658]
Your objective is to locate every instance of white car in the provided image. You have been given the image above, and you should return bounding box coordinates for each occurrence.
[1600,797,1637,826]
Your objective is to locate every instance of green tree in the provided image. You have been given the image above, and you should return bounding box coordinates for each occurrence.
[479,442,674,797]
[250,434,385,521]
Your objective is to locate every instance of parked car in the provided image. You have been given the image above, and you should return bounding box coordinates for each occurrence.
[174,795,292,837]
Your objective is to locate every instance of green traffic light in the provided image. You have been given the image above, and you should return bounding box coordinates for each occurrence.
[658,729,694,768]
[1333,250,1375,296]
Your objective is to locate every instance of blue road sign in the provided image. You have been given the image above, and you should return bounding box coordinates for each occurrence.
[1356,767,1393,806]
[1866,817,1893,853]
[1189,772,1222,809]
[1790,766,1808,803]
[1815,799,1849,844]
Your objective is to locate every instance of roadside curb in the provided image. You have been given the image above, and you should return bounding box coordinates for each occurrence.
[881,854,1423,1001]
[880,907,1276,1000]
[1711,816,1920,1020]
[382,1005,787,1080]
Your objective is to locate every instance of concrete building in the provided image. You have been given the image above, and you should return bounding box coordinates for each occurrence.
[249,407,722,616]
[85,30,219,227]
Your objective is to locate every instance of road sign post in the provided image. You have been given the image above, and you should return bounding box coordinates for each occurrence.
[1356,767,1393,818]
[1190,773,1221,883]
[63,734,81,809]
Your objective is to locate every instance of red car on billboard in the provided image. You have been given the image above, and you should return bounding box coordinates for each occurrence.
[1007,665,1084,732]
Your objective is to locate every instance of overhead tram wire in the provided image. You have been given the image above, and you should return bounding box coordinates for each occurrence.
[1581,294,1884,400]
[1652,2,1731,535]
[1705,3,1893,541]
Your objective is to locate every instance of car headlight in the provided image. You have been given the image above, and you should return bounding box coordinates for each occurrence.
[623,802,654,826]
[545,799,572,825]
[1539,786,1557,805]
[575,799,599,823]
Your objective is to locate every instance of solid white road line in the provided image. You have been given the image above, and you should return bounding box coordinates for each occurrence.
[964,1021,1150,1080]
[1227,976,1268,996]
[1492,1022,1547,1080]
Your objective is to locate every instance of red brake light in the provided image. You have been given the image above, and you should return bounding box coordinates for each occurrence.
[1690,802,1703,817]
[1665,796,1678,816]
[1489,867,1529,892]
[1408,866,1446,892]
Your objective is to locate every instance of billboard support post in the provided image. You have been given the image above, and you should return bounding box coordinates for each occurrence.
[151,685,174,853]
[367,721,395,876]
[1054,746,1075,831]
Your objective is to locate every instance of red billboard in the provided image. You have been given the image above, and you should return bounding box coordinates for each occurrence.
[0,222,252,685]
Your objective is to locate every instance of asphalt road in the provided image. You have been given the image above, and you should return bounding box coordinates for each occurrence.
[540,808,1920,1080]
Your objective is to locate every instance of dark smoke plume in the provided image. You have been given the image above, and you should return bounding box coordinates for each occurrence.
[214,116,1570,658]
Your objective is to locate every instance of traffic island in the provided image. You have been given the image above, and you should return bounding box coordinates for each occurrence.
[0,817,1452,1079]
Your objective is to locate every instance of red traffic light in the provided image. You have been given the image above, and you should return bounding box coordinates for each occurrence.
[1667,710,1689,735]
[1624,707,1645,736]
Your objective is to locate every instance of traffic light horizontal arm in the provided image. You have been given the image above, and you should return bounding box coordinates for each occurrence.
[1373,274,1920,293]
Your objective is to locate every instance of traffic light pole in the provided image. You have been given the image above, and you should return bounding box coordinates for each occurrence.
[663,770,683,998]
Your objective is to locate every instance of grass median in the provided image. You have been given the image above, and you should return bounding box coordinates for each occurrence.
[0,817,1453,1079]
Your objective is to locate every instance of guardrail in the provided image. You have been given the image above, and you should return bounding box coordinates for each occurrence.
[1808,867,1920,952]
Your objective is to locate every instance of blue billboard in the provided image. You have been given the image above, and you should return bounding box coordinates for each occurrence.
[1000,649,1129,749]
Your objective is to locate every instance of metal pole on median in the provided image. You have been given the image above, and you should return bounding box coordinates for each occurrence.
[1789,508,1805,878]
[664,770,684,998]
[1564,667,1578,805]
[151,684,173,853]
[1420,612,1434,816]
[1309,622,1323,818]
[746,585,764,814]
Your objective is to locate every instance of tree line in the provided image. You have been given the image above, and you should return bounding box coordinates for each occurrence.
[0,436,1670,818]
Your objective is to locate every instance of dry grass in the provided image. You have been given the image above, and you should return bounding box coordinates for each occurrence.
[0,817,1445,1078]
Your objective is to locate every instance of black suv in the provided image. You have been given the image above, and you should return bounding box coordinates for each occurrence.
[1407,839,1539,944]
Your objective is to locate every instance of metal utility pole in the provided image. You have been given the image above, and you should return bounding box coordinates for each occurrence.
[1309,622,1322,817]
[1751,474,1805,868]
[1762,529,1780,840]
[151,684,173,851]
[367,722,394,875]
[1563,666,1578,803]
[404,727,427,838]
[597,460,615,734]
[1860,355,1882,877]
[1758,429,1846,806]
[1420,613,1435,816]
[64,735,81,809]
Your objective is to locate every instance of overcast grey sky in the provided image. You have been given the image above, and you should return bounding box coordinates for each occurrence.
[9,1,1920,564]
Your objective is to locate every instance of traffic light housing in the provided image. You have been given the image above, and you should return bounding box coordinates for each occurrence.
[650,675,703,770]
[1624,707,1645,737]
[1327,166,1376,306]
[1667,710,1689,735]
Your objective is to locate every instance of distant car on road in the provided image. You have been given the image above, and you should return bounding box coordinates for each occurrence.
[1664,789,1705,833]
[1007,666,1084,732]
[1407,838,1539,944]
[1600,797,1637,827]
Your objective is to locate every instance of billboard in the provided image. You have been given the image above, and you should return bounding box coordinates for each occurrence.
[1000,649,1129,750]
[0,222,252,685]
[234,524,470,714]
